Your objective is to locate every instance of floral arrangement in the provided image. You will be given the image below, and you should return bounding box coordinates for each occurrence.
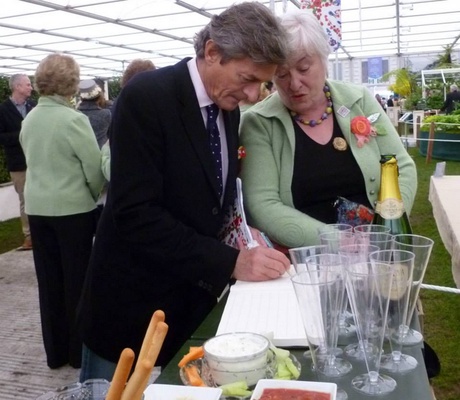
[350,113,382,148]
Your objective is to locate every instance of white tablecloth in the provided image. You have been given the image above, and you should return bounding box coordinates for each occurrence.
[429,175,460,288]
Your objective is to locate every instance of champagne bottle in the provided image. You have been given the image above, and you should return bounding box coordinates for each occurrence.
[372,154,413,234]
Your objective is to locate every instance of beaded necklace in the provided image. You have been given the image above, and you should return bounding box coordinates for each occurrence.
[291,85,333,127]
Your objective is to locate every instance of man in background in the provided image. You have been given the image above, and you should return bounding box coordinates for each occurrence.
[387,94,394,107]
[441,84,460,114]
[0,74,35,250]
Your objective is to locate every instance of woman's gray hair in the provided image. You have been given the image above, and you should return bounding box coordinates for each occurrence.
[194,2,287,65]
[280,9,330,68]
[34,53,80,97]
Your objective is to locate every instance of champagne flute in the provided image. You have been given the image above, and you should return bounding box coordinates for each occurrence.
[369,249,418,374]
[392,234,434,346]
[338,243,380,360]
[354,224,391,234]
[292,269,350,400]
[304,253,352,370]
[318,223,354,235]
[319,230,355,254]
[346,262,397,395]
[355,231,394,251]
[319,231,356,337]
[288,245,329,359]
[288,245,328,275]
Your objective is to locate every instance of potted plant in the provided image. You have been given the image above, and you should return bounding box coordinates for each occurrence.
[419,113,460,161]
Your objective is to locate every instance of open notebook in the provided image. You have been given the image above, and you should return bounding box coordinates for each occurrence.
[216,271,309,347]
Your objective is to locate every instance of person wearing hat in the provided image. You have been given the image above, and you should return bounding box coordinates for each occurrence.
[78,79,111,148]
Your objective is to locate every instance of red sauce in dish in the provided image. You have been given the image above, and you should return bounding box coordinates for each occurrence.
[259,388,331,400]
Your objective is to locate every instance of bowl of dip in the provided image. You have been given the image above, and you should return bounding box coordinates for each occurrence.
[250,379,337,400]
[203,332,270,386]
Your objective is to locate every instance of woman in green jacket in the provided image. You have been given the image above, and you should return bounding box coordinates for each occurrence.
[20,53,104,369]
[239,9,417,249]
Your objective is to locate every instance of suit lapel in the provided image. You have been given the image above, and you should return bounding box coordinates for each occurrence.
[25,100,35,114]
[172,60,224,201]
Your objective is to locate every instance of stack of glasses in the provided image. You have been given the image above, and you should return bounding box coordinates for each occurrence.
[290,224,433,398]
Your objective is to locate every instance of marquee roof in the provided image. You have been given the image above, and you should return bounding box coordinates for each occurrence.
[1,0,459,79]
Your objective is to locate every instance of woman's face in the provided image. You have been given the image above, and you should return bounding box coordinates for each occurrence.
[273,53,327,115]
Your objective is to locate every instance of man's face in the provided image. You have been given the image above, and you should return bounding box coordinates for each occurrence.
[202,41,277,111]
[14,76,33,98]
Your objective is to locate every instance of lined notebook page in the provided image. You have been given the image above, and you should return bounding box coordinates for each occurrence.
[216,274,309,347]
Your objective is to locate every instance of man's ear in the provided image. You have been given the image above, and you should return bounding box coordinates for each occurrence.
[204,39,221,65]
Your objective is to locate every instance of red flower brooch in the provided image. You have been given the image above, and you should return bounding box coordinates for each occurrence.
[350,113,381,148]
[238,146,246,159]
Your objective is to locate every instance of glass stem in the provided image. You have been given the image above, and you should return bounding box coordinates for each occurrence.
[392,350,402,363]
[369,370,379,385]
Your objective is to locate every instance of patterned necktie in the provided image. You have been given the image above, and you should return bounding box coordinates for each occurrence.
[206,103,223,198]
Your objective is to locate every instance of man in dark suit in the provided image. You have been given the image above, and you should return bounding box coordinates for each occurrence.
[0,74,35,250]
[441,84,460,114]
[78,2,290,381]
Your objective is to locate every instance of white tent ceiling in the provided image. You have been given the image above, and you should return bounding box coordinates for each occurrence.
[0,0,459,79]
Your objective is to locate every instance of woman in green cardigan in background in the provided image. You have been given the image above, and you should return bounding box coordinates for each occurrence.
[19,53,104,369]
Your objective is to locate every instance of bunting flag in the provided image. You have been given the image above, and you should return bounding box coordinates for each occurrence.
[301,0,342,51]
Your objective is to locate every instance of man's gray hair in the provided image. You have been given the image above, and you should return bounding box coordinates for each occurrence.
[9,74,28,91]
[280,9,331,69]
[451,84,458,92]
[194,2,287,65]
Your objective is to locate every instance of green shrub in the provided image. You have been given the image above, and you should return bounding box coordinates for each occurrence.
[426,94,444,110]
[420,114,460,134]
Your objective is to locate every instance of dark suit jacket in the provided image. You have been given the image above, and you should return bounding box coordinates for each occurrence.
[78,58,240,366]
[442,90,460,114]
[0,98,36,171]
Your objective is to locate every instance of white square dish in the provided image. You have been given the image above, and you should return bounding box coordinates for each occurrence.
[250,379,337,400]
[144,383,222,400]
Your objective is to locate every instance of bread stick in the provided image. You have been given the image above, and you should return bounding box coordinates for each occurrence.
[105,347,135,400]
[121,359,153,400]
[136,309,165,371]
[146,321,168,366]
[135,321,169,397]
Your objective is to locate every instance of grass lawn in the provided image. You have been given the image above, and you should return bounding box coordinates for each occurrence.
[410,147,460,400]
[0,147,459,398]
[0,217,23,252]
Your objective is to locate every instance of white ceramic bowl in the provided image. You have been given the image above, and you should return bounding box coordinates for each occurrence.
[203,332,270,386]
[144,383,222,400]
[250,379,337,400]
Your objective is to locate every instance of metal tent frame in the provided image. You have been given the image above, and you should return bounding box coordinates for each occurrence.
[0,0,459,79]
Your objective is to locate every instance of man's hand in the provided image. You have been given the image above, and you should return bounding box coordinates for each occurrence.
[233,242,290,281]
